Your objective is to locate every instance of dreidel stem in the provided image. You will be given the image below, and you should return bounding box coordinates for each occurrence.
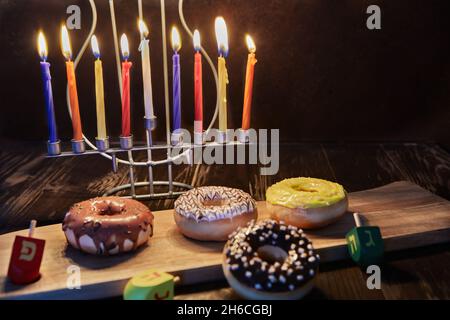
[353,213,363,227]
[28,220,37,238]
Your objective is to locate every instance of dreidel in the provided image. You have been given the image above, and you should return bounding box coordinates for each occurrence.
[7,220,46,285]
[123,268,180,300]
[346,213,384,267]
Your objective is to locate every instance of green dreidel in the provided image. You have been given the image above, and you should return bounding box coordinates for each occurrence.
[346,213,384,267]
[123,268,179,300]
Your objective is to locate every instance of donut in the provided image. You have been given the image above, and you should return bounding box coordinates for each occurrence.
[223,219,319,300]
[62,197,154,255]
[174,186,258,241]
[266,177,348,229]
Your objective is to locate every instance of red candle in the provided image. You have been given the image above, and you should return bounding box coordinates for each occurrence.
[120,34,132,137]
[193,30,203,134]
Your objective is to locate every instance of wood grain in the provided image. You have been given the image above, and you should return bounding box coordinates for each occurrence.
[1,141,449,300]
[1,181,449,300]
[2,142,449,234]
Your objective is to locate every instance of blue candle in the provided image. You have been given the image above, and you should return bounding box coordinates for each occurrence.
[38,32,58,143]
[173,53,181,131]
[171,27,182,132]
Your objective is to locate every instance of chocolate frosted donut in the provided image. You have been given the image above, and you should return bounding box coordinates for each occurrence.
[223,219,320,300]
[62,197,154,255]
[174,186,258,241]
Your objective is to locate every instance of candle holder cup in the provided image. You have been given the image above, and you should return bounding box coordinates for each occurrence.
[47,140,61,156]
[120,135,134,150]
[217,130,229,144]
[171,130,184,146]
[238,129,251,144]
[96,137,110,152]
[144,116,157,132]
[71,139,86,154]
[194,131,204,145]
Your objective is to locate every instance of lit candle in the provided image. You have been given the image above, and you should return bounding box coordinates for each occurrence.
[171,26,182,132]
[61,25,83,142]
[138,20,155,121]
[215,17,229,133]
[120,34,132,137]
[91,35,107,140]
[193,30,203,137]
[37,32,58,144]
[241,35,257,130]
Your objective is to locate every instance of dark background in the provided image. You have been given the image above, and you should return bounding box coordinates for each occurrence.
[0,0,449,147]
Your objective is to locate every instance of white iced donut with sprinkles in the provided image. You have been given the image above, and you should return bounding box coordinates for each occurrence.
[174,186,258,241]
[223,219,319,300]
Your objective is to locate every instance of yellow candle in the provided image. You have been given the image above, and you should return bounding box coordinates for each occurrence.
[218,57,229,131]
[91,35,107,139]
[215,17,229,132]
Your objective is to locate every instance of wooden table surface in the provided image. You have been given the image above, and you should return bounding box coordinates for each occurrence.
[1,139,449,299]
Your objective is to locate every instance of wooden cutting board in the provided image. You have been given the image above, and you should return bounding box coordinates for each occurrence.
[1,181,449,300]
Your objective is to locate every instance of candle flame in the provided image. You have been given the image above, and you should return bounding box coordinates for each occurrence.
[193,29,201,51]
[120,33,130,60]
[37,31,48,61]
[171,26,181,52]
[91,35,100,59]
[61,25,72,60]
[246,35,256,53]
[215,17,229,57]
[138,19,149,38]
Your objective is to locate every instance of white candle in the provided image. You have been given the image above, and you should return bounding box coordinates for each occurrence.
[138,20,155,120]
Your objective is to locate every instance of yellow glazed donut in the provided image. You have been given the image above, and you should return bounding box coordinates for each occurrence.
[266,177,348,229]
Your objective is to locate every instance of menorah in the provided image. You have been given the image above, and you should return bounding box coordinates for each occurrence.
[43,0,254,200]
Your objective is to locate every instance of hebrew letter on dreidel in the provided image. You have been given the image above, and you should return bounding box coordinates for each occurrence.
[348,234,357,254]
[365,230,376,247]
[19,240,37,261]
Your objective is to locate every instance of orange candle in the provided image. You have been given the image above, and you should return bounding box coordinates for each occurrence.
[61,26,83,141]
[241,35,257,131]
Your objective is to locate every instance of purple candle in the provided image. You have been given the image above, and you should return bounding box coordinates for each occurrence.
[171,27,181,132]
[38,32,58,143]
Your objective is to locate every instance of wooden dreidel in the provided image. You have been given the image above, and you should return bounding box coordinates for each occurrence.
[346,213,384,267]
[123,268,179,300]
[7,220,46,285]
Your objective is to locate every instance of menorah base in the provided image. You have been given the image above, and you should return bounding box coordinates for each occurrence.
[103,181,193,200]
[46,140,249,201]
